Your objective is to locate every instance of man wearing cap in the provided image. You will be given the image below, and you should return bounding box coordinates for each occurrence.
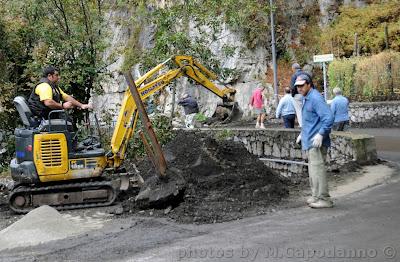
[178,93,199,129]
[330,87,350,131]
[295,74,334,208]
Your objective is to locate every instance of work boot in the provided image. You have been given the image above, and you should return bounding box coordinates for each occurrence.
[309,199,333,208]
[306,196,318,204]
[255,122,260,128]
[260,123,266,129]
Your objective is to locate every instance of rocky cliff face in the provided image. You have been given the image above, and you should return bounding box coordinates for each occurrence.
[159,21,271,120]
[92,0,369,125]
[319,0,367,26]
[90,10,131,122]
[93,8,271,123]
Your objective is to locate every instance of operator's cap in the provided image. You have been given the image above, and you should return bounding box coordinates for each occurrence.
[294,74,311,86]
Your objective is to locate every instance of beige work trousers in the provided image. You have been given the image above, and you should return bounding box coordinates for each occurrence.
[307,147,330,201]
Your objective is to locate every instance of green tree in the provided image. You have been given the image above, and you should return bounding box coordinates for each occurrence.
[0,0,110,167]
[320,0,400,57]
[1,0,109,126]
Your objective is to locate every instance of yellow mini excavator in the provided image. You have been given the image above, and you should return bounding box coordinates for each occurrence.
[9,55,241,213]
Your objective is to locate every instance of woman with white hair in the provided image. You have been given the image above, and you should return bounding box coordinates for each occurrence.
[330,87,350,131]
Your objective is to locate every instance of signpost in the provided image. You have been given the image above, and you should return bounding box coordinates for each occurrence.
[313,54,334,101]
[270,0,279,106]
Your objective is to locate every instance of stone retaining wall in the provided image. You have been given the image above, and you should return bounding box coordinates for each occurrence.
[350,101,400,128]
[189,128,377,181]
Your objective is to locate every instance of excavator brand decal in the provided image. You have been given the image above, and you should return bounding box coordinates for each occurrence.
[70,159,99,170]
[70,160,85,170]
[140,81,164,96]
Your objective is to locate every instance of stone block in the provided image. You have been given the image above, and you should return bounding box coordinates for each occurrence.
[295,149,302,159]
[256,141,263,156]
[246,144,251,152]
[251,142,257,154]
[280,148,288,158]
[264,144,272,156]
[289,148,296,158]
[272,144,280,158]
[258,135,267,142]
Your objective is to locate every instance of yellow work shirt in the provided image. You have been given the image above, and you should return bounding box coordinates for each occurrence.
[35,83,69,101]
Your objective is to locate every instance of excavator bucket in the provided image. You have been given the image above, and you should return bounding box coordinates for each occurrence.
[220,101,243,123]
[207,101,243,125]
[135,167,186,208]
[118,173,144,191]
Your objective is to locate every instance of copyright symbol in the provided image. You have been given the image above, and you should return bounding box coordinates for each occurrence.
[383,246,396,259]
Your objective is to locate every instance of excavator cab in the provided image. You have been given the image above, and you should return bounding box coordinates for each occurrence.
[9,96,113,212]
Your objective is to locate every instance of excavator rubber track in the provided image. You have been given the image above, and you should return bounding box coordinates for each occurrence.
[9,180,118,214]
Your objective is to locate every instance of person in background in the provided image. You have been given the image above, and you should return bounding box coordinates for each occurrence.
[290,63,305,127]
[249,86,266,129]
[290,63,303,95]
[295,74,334,208]
[178,93,199,129]
[330,87,350,131]
[276,87,296,128]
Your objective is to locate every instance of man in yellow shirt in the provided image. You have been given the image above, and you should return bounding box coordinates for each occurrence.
[28,66,92,120]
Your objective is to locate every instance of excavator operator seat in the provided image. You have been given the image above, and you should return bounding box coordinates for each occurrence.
[13,96,73,132]
[13,96,40,128]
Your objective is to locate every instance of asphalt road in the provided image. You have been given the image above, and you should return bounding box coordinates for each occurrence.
[1,128,399,262]
[135,175,400,262]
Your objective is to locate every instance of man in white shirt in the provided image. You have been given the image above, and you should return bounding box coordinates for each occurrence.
[276,87,296,128]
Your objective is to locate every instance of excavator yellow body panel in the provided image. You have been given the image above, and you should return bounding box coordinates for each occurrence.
[33,133,107,182]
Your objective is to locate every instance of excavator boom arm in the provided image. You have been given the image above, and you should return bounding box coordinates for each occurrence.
[108,56,237,168]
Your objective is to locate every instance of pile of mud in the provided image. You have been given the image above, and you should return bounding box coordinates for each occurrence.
[122,131,289,224]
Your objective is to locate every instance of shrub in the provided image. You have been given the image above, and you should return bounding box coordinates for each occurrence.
[328,51,400,101]
[320,0,400,57]
[215,129,233,141]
